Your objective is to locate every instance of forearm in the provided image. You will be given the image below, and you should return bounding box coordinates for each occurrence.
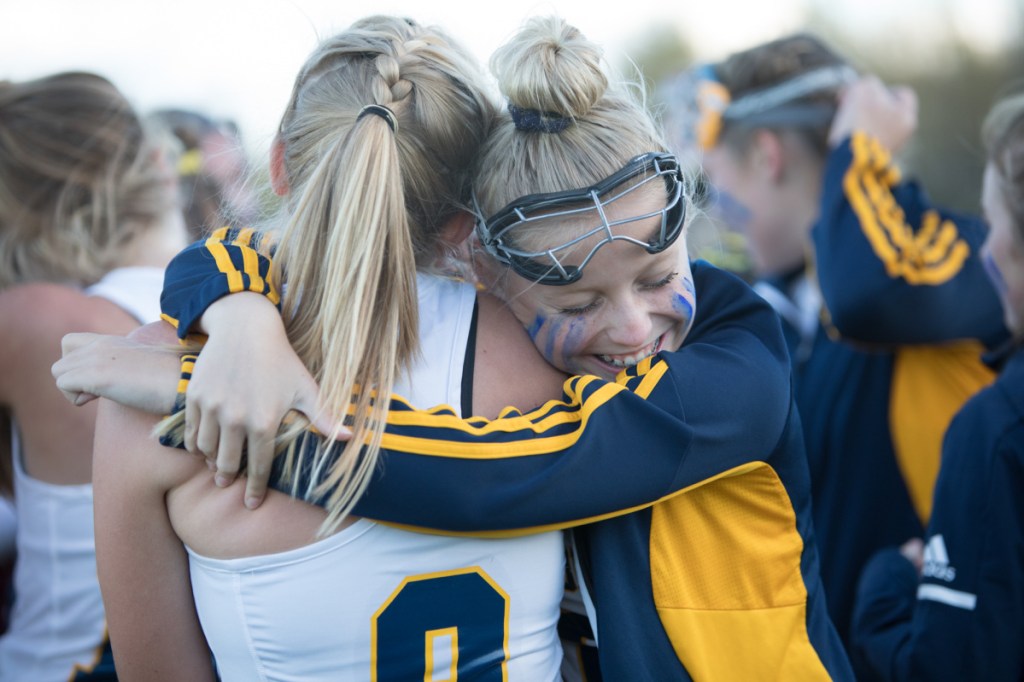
[160,227,280,339]
[816,133,1004,345]
[322,335,787,533]
[53,324,183,416]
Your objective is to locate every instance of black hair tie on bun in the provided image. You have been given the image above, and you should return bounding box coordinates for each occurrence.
[508,103,571,133]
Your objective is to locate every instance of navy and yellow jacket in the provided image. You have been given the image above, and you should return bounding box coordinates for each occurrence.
[851,344,1024,681]
[161,231,853,680]
[762,132,1008,657]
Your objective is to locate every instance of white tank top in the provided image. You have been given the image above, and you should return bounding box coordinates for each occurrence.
[0,266,165,681]
[188,274,565,682]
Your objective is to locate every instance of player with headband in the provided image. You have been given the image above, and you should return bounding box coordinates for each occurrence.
[666,33,1008,677]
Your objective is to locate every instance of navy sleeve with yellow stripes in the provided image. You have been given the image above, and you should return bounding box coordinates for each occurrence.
[162,250,792,534]
[815,133,1005,347]
[160,227,280,339]
[327,264,793,533]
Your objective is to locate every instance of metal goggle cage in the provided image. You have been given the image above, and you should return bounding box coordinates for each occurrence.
[475,152,687,285]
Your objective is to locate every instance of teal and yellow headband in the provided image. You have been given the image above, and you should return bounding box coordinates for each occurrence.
[681,64,858,150]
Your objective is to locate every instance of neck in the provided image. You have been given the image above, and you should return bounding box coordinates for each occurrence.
[114,211,189,271]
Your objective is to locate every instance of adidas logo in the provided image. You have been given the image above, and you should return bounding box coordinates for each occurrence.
[921,534,957,582]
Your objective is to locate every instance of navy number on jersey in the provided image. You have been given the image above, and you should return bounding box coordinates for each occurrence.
[372,567,509,681]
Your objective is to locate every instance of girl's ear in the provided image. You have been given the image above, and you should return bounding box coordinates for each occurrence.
[440,210,475,246]
[270,136,289,196]
[752,129,786,183]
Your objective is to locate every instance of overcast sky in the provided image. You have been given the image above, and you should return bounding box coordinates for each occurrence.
[3,0,1020,159]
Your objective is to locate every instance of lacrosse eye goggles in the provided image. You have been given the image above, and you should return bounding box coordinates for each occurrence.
[475,152,687,286]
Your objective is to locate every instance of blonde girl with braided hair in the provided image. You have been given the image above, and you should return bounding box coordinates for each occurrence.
[87,15,570,680]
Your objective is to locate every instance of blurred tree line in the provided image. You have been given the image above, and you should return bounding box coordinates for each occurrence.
[624,0,1024,217]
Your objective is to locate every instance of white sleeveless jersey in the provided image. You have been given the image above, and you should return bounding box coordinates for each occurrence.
[189,274,566,682]
[0,267,165,681]
[84,265,165,324]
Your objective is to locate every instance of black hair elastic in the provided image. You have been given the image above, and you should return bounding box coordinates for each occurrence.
[508,103,571,134]
[357,104,398,133]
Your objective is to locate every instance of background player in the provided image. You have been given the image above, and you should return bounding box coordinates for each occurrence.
[0,70,186,680]
[669,34,1007,676]
[851,89,1024,681]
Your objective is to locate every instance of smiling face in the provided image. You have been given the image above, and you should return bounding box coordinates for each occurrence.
[981,162,1024,339]
[485,184,696,378]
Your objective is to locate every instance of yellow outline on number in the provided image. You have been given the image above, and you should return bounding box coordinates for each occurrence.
[370,566,511,682]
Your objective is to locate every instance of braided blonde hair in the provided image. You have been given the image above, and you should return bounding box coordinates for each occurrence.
[270,16,494,528]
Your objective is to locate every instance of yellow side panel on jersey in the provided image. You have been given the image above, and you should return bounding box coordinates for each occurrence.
[650,463,829,680]
[890,340,995,523]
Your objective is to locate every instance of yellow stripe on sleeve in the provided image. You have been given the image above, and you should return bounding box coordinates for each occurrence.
[381,382,626,458]
[375,364,683,461]
[255,231,283,305]
[635,359,669,399]
[233,228,267,294]
[204,234,244,293]
[844,132,970,286]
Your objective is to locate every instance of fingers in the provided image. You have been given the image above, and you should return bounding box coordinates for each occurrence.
[186,399,245,488]
[183,395,201,455]
[890,85,918,119]
[74,391,99,406]
[294,376,351,442]
[243,427,275,509]
[829,75,918,153]
[213,423,244,489]
[60,331,101,357]
[53,367,85,405]
[899,537,925,574]
[52,338,102,406]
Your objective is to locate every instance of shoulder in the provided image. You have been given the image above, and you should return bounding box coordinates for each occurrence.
[937,363,1024,503]
[0,283,140,403]
[95,400,204,496]
[948,355,1024,451]
[0,282,139,340]
[692,261,779,326]
[472,291,566,418]
[688,261,789,362]
[0,283,138,369]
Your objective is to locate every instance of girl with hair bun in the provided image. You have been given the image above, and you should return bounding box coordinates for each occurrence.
[59,17,854,680]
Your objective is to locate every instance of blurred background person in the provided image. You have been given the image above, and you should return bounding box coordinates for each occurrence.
[148,108,260,240]
[0,70,186,680]
[852,87,1024,682]
[665,33,1009,679]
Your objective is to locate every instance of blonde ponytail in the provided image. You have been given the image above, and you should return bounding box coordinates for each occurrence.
[247,16,493,530]
[274,109,417,527]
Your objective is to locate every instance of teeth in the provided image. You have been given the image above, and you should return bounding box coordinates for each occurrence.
[598,336,661,368]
